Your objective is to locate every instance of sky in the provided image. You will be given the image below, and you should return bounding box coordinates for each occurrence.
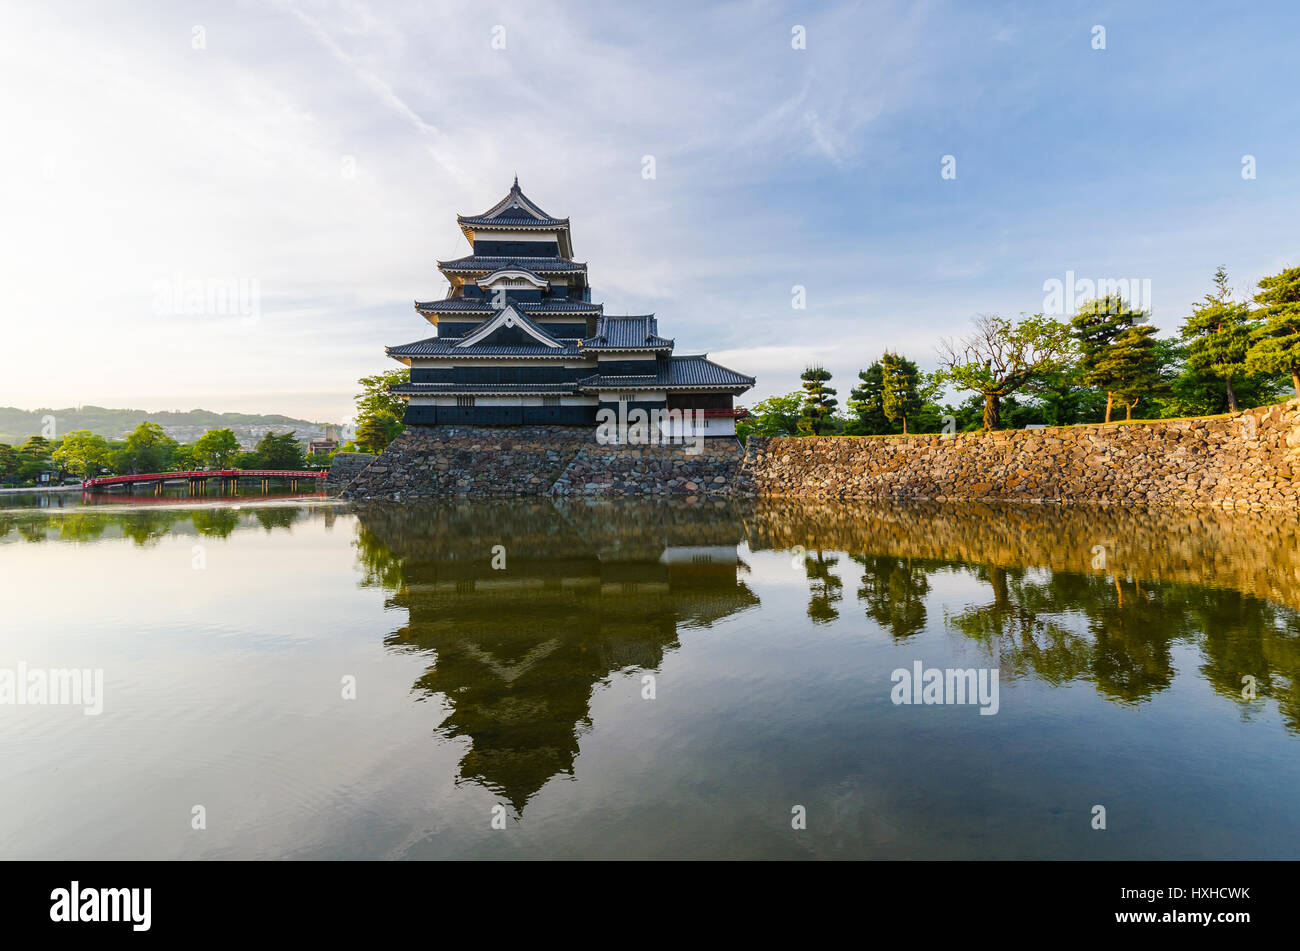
[1,0,1297,424]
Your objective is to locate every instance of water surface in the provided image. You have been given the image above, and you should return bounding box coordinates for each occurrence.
[2,492,1298,859]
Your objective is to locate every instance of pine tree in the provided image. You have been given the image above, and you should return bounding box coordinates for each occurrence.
[1071,294,1150,422]
[879,351,922,434]
[1180,267,1256,412]
[797,366,838,435]
[1246,265,1300,397]
[847,363,889,434]
[1091,323,1162,420]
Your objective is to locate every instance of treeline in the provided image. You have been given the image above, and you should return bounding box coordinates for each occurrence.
[739,264,1300,437]
[0,424,325,486]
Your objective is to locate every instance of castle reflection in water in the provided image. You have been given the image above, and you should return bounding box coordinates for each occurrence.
[352,501,760,811]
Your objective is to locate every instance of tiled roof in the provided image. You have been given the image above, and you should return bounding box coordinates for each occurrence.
[581,315,672,350]
[457,178,569,229]
[389,382,579,395]
[438,255,586,274]
[414,298,602,314]
[579,355,755,391]
[414,298,495,313]
[458,211,568,228]
[516,300,602,313]
[386,335,583,358]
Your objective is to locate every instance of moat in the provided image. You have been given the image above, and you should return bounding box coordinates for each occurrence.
[2,492,1298,859]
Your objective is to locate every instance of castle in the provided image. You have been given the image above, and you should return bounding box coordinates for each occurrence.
[383,179,754,440]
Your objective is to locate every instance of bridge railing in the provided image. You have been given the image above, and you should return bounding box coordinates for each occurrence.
[81,469,327,489]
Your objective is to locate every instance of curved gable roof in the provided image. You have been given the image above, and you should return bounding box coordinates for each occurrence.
[457,178,573,256]
[455,304,564,349]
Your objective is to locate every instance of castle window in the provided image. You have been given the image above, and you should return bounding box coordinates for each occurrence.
[457,395,476,408]
[543,396,561,407]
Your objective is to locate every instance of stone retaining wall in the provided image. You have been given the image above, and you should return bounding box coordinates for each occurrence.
[324,452,375,494]
[337,402,1300,508]
[340,426,588,500]
[338,425,751,500]
[742,400,1300,510]
[552,440,751,498]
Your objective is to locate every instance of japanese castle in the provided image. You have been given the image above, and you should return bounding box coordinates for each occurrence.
[385,179,754,437]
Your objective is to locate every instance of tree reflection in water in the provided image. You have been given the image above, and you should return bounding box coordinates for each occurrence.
[750,500,1300,730]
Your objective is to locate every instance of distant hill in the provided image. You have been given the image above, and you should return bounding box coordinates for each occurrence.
[0,405,331,445]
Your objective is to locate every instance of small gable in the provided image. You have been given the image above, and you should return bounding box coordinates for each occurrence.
[456,305,563,349]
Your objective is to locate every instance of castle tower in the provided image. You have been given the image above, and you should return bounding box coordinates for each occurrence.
[384,180,755,437]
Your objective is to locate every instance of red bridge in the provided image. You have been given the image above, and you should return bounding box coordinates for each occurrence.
[82,469,327,493]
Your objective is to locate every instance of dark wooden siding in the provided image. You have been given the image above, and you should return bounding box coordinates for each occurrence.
[403,405,597,426]
[472,240,560,257]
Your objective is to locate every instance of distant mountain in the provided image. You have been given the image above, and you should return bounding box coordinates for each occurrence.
[0,405,332,444]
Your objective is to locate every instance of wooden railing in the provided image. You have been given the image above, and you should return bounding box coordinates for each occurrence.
[82,469,327,489]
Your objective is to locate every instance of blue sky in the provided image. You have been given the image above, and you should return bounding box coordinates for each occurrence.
[1,0,1297,422]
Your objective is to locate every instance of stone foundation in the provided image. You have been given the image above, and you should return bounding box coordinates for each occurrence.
[336,401,1300,508]
[742,400,1300,510]
[337,425,751,500]
[552,440,751,498]
[324,452,375,494]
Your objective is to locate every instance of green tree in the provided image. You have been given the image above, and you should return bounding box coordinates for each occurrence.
[880,351,923,434]
[1092,323,1163,420]
[354,368,409,452]
[1181,267,1257,412]
[0,444,21,481]
[907,371,949,433]
[115,423,177,474]
[16,458,49,485]
[937,314,1076,430]
[355,415,397,454]
[1246,265,1300,397]
[170,444,200,470]
[1162,341,1289,417]
[51,430,110,478]
[356,368,410,420]
[796,367,838,435]
[846,364,889,434]
[1023,361,1107,425]
[254,431,305,469]
[194,428,240,467]
[19,435,53,460]
[1071,294,1149,422]
[738,392,803,438]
